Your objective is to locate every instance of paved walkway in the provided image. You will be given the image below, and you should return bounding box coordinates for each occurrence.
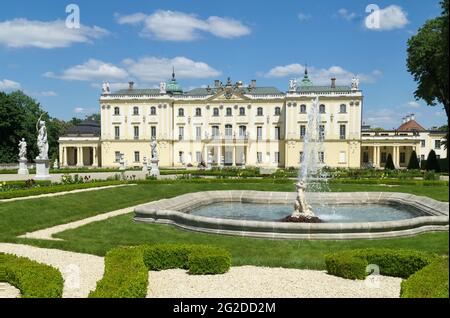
[0,243,104,298]
[0,184,137,203]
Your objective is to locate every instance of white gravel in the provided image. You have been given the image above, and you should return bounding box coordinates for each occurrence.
[0,283,21,298]
[147,266,402,298]
[0,243,104,298]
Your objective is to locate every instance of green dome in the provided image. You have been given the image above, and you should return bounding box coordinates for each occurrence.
[166,68,183,95]
[299,67,313,87]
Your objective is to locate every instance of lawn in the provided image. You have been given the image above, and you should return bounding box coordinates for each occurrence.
[0,180,448,270]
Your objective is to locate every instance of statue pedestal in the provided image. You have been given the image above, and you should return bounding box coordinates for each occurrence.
[18,159,29,175]
[149,159,160,177]
[119,161,126,171]
[34,158,51,180]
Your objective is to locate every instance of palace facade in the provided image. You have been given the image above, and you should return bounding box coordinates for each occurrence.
[58,70,446,169]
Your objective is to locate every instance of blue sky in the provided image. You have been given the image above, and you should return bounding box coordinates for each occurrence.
[0,0,446,129]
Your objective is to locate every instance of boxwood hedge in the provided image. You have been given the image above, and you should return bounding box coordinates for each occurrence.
[0,253,64,298]
[89,244,231,298]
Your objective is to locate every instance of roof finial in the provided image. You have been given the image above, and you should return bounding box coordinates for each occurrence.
[172,66,175,80]
[304,63,308,77]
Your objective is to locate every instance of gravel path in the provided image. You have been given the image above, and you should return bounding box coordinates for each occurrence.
[0,244,104,298]
[0,283,21,298]
[147,266,402,298]
[0,184,136,203]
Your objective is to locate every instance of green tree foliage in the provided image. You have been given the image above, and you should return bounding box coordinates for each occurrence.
[407,151,421,170]
[0,91,68,163]
[384,153,396,170]
[425,150,441,172]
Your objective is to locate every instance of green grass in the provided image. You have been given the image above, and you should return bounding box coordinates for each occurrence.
[0,180,448,270]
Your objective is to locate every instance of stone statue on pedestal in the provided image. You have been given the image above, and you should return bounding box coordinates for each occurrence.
[149,137,160,177]
[18,138,29,175]
[36,121,49,160]
[291,180,314,219]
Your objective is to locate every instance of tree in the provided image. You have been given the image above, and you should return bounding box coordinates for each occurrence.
[437,124,448,150]
[384,154,395,170]
[407,150,420,170]
[425,150,441,172]
[407,0,449,157]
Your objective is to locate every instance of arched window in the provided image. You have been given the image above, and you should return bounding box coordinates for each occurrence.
[257,107,263,116]
[178,108,184,117]
[150,107,156,115]
[195,108,202,116]
[225,124,233,137]
[340,104,347,113]
[114,107,120,115]
[133,107,139,115]
[319,104,326,114]
[300,104,306,113]
[239,107,245,116]
[274,107,281,115]
[226,108,232,116]
[213,108,220,116]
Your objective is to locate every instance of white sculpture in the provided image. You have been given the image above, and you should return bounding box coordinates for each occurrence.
[102,82,111,95]
[119,153,126,170]
[18,138,27,160]
[53,159,59,169]
[151,138,158,160]
[207,151,213,170]
[351,76,359,90]
[149,137,160,177]
[142,157,148,173]
[289,79,297,91]
[292,180,315,219]
[36,120,49,160]
[159,82,166,94]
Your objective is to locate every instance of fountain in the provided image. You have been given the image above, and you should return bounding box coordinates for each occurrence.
[284,96,324,223]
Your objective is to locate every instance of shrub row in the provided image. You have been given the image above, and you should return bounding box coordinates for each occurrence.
[325,248,436,280]
[89,244,231,298]
[328,178,448,187]
[400,257,449,298]
[0,253,64,298]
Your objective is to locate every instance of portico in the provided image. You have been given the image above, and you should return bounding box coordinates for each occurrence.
[361,142,419,169]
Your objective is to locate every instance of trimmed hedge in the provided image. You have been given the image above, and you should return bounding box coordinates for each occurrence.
[325,248,436,280]
[0,253,64,298]
[89,244,231,298]
[400,257,449,298]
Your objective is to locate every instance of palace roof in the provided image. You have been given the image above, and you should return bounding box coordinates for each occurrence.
[64,119,100,137]
[397,119,426,132]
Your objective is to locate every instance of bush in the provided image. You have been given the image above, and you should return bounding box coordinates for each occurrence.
[325,248,436,280]
[90,244,231,298]
[384,154,395,170]
[401,257,449,298]
[0,253,64,298]
[425,150,441,172]
[407,151,420,170]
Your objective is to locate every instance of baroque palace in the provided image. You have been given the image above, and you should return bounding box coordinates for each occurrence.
[58,69,447,169]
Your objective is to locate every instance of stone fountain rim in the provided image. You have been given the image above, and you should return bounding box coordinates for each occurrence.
[133,191,449,240]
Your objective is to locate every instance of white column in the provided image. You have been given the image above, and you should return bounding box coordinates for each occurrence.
[232,146,236,166]
[217,145,222,166]
[93,147,98,167]
[77,147,83,167]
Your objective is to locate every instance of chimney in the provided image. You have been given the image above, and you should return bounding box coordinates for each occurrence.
[410,113,415,121]
[406,115,411,122]
[214,80,220,88]
[331,78,336,88]
[128,81,134,90]
[251,79,257,88]
[402,117,406,124]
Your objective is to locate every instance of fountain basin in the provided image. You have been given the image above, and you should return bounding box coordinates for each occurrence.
[134,191,449,240]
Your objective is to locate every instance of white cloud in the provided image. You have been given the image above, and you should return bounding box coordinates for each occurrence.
[262,64,382,85]
[406,101,421,108]
[364,108,399,128]
[297,12,311,21]
[0,79,21,90]
[74,107,98,114]
[337,8,357,21]
[90,82,137,91]
[116,10,250,41]
[45,59,128,81]
[40,91,58,97]
[365,5,409,31]
[123,56,221,82]
[0,19,109,49]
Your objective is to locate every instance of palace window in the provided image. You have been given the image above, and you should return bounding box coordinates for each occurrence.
[274,107,281,116]
[340,104,347,113]
[257,152,263,163]
[400,152,406,164]
[133,126,139,140]
[319,104,326,114]
[300,125,306,139]
[115,151,121,163]
[225,125,233,138]
[299,152,304,163]
[319,125,325,141]
[421,140,426,147]
[339,125,346,140]
[363,152,369,163]
[212,126,220,138]
[134,151,140,163]
[133,107,139,116]
[257,126,263,140]
[226,108,232,116]
[318,151,325,163]
[196,151,202,163]
[435,140,441,149]
[150,107,157,115]
[239,125,247,138]
[195,108,202,117]
[178,108,184,117]
[300,104,307,114]
[196,127,202,140]
[257,107,263,116]
[381,152,387,163]
[178,127,184,140]
[179,151,184,163]
[274,126,281,140]
[239,107,246,116]
[114,107,120,116]
[151,126,156,139]
[213,108,220,116]
[114,126,120,140]
[274,152,280,163]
